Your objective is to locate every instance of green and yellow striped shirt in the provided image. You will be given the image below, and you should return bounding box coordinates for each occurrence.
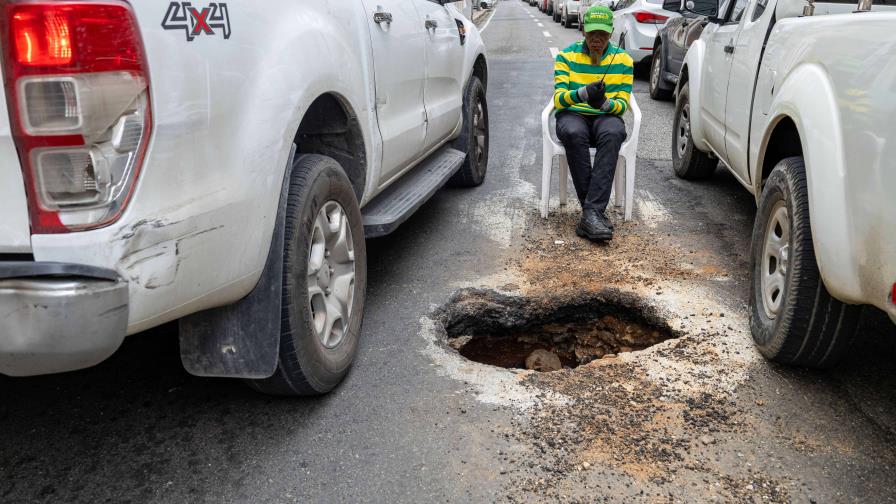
[554,41,633,116]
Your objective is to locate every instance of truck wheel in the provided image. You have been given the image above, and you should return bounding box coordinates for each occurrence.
[449,76,489,187]
[749,157,860,368]
[248,154,367,395]
[649,43,673,101]
[671,82,716,179]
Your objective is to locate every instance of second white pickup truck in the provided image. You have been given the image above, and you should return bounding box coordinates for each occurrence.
[0,0,489,395]
[672,0,895,366]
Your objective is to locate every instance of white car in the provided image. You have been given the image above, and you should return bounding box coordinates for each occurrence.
[674,0,896,366]
[609,0,679,64]
[0,0,489,395]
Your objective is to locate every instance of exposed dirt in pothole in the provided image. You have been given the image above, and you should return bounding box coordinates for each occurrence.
[441,289,675,371]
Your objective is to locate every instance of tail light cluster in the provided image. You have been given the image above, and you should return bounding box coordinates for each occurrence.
[1,1,151,233]
[633,11,669,23]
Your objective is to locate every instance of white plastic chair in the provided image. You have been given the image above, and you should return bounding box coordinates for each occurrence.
[540,94,641,220]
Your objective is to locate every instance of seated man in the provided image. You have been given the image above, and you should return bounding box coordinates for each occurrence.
[553,4,633,242]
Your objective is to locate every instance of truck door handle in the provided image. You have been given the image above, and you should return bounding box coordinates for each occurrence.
[724,43,735,54]
[373,9,393,24]
[425,19,438,29]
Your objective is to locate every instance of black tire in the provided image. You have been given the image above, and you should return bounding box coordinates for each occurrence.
[449,76,489,187]
[749,157,860,368]
[648,43,674,101]
[671,82,717,179]
[248,154,367,396]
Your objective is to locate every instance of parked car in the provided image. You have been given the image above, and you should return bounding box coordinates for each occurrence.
[609,0,679,65]
[479,0,498,8]
[673,0,896,366]
[558,0,583,26]
[648,0,716,100]
[540,0,553,12]
[0,0,489,395]
[553,0,565,20]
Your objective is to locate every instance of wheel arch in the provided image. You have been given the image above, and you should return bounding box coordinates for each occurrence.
[760,64,862,304]
[677,40,707,149]
[294,93,367,202]
[472,53,489,91]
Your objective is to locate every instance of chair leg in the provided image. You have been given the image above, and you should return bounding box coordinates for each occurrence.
[558,155,568,206]
[613,157,624,208]
[624,154,636,221]
[541,142,553,218]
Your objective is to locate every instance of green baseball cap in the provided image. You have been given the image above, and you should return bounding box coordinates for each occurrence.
[582,4,614,33]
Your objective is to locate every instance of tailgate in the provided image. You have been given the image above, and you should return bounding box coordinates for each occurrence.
[0,65,31,253]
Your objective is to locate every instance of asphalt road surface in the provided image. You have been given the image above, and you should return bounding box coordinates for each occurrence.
[2,2,895,503]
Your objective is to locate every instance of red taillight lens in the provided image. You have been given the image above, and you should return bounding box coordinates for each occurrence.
[891,282,895,305]
[1,1,151,234]
[633,11,669,23]
[11,9,72,66]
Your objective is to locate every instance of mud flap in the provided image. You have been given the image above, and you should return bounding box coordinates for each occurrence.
[178,145,295,378]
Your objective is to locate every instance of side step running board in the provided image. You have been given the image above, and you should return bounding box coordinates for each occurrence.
[362,146,465,238]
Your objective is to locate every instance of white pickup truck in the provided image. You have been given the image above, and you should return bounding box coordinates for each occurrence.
[0,0,489,395]
[672,0,895,366]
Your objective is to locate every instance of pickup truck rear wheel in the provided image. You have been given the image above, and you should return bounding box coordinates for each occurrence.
[672,82,716,179]
[749,157,860,368]
[449,76,489,187]
[248,154,367,395]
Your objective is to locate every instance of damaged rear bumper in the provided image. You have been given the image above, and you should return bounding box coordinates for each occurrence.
[0,262,128,376]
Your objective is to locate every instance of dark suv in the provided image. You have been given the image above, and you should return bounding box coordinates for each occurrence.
[648,0,718,100]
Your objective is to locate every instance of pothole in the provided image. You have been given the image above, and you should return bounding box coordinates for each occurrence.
[436,288,678,372]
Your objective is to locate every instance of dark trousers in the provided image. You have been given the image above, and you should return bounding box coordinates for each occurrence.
[555,111,626,212]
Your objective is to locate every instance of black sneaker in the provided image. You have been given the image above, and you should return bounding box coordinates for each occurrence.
[598,212,615,230]
[575,209,613,242]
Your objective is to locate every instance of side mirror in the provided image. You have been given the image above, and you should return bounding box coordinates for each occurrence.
[683,0,720,18]
[662,0,683,12]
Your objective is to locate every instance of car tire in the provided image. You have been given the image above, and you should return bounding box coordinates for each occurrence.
[671,82,717,179]
[749,157,860,368]
[449,76,490,187]
[247,154,367,396]
[649,43,674,101]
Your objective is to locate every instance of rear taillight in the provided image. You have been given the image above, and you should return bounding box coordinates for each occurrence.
[633,11,669,23]
[891,282,895,305]
[1,1,151,233]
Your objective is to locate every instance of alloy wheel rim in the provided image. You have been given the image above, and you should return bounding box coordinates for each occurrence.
[677,103,691,157]
[651,53,661,91]
[760,201,790,319]
[473,96,487,169]
[307,200,356,348]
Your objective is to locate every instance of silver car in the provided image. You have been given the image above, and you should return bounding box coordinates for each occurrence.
[555,0,581,27]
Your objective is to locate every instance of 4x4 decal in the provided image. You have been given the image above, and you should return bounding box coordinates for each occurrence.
[162,2,231,41]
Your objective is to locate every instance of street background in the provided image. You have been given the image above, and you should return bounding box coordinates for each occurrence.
[1,2,895,502]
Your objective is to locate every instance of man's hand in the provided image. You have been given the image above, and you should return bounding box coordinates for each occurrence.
[586,81,606,109]
[576,81,607,109]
